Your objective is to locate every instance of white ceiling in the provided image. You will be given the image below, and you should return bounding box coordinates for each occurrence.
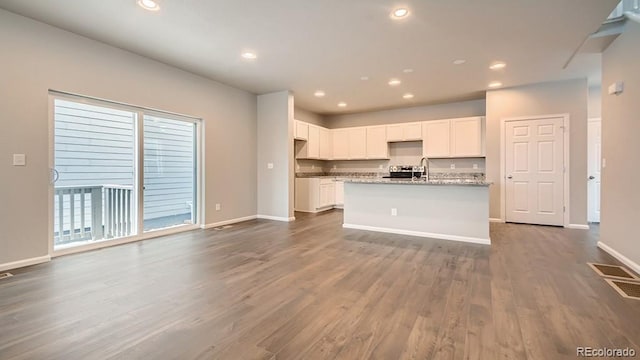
[0,0,618,114]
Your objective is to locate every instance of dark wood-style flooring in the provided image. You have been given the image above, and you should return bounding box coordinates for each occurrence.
[1,210,639,359]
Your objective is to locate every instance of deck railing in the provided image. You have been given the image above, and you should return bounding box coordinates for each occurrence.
[54,185,134,244]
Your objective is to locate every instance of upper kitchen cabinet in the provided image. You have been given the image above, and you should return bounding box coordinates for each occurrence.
[319,127,332,160]
[422,119,451,158]
[332,129,349,160]
[451,117,483,157]
[294,120,308,140]
[307,125,320,158]
[366,126,389,159]
[386,122,423,142]
[348,127,367,159]
[422,117,485,158]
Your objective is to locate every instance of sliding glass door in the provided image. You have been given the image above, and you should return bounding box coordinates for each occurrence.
[51,95,200,251]
[143,115,196,231]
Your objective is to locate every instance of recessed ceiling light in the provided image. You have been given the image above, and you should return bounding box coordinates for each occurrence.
[488,81,503,88]
[453,59,466,65]
[338,102,347,108]
[388,79,401,86]
[314,90,326,98]
[403,93,414,99]
[489,62,507,70]
[403,68,414,73]
[360,76,369,81]
[137,0,160,11]
[391,8,410,19]
[241,51,257,60]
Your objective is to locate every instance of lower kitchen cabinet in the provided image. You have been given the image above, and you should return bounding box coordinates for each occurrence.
[295,178,341,212]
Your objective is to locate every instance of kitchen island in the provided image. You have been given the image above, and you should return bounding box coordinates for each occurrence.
[342,178,492,245]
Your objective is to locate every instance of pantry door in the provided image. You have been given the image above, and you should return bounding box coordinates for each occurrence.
[505,116,565,226]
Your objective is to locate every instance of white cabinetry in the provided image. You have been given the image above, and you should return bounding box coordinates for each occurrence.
[295,178,337,212]
[294,120,308,140]
[348,128,367,159]
[307,125,320,158]
[366,126,389,159]
[423,120,451,158]
[422,117,484,158]
[386,122,422,142]
[332,129,349,160]
[295,123,332,160]
[451,117,483,157]
[319,127,332,159]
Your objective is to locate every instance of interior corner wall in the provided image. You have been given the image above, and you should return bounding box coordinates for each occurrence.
[0,10,257,266]
[600,19,640,269]
[294,107,326,127]
[257,91,294,219]
[325,99,485,128]
[486,79,589,225]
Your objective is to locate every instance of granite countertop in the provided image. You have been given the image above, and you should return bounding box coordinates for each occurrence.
[342,177,492,186]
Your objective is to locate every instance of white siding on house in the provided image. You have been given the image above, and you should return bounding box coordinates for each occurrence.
[53,99,195,239]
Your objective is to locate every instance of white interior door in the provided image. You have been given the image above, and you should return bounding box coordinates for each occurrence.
[505,117,564,226]
[588,119,602,223]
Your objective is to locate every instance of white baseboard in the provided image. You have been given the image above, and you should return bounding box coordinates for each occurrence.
[598,241,640,275]
[202,215,257,229]
[0,255,51,272]
[257,215,296,222]
[566,224,590,230]
[342,224,490,246]
[489,218,504,223]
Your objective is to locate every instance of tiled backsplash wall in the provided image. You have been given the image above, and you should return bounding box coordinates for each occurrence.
[296,157,486,175]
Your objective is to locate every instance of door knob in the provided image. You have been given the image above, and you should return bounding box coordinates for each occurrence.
[507,175,513,179]
[588,176,595,180]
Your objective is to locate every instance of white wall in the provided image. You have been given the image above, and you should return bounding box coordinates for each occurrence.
[326,99,485,128]
[486,79,589,225]
[294,107,326,127]
[257,91,294,220]
[588,85,602,118]
[600,19,640,270]
[0,10,257,266]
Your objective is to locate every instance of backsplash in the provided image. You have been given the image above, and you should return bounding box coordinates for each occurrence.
[296,157,486,175]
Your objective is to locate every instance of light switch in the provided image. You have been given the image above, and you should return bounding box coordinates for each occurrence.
[267,163,274,169]
[450,163,456,170]
[473,164,478,170]
[13,154,26,166]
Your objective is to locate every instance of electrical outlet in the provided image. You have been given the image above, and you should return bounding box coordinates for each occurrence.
[312,164,315,169]
[378,164,384,170]
[602,158,606,168]
[296,164,300,170]
[391,208,397,216]
[473,164,478,170]
[333,165,337,169]
[267,163,274,169]
[450,163,456,170]
[215,203,221,211]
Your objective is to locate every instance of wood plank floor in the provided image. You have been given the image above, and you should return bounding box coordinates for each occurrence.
[1,210,639,359]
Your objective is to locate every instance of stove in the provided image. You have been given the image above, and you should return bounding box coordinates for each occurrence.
[386,165,425,179]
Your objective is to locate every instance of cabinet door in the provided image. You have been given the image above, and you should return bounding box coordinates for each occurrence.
[332,129,349,159]
[319,127,332,160]
[319,183,335,208]
[386,124,403,142]
[334,181,344,205]
[423,120,451,157]
[307,125,320,158]
[348,127,367,159]
[294,120,308,140]
[366,126,388,159]
[451,117,482,157]
[403,122,423,140]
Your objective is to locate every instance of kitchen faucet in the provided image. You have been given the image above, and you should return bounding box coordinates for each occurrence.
[419,156,429,181]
